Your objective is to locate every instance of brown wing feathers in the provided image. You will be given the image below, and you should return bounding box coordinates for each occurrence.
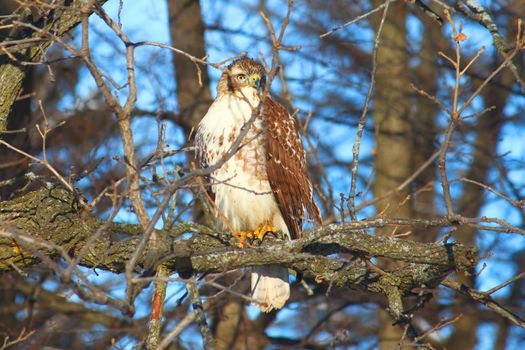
[264,98,322,240]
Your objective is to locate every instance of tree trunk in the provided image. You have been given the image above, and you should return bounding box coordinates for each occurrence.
[411,14,440,243]
[371,1,411,348]
[167,0,212,134]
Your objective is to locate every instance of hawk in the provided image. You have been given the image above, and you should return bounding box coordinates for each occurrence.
[195,58,322,312]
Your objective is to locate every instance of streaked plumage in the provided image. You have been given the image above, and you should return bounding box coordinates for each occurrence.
[195,57,321,312]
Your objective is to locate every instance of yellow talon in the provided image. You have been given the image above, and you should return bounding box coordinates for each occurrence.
[12,241,22,254]
[253,223,277,241]
[232,223,277,248]
[233,230,251,248]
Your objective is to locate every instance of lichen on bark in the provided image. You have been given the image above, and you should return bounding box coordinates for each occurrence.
[0,186,477,300]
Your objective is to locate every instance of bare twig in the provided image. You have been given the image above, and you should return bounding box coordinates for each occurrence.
[320,1,396,38]
[442,279,525,329]
[348,0,393,220]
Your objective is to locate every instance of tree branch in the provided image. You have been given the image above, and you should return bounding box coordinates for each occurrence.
[0,0,108,132]
[0,186,477,301]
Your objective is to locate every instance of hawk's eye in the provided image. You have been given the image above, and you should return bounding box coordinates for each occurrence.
[236,74,247,81]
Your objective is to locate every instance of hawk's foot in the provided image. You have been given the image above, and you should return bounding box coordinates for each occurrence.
[253,223,277,241]
[233,230,251,248]
[232,224,277,248]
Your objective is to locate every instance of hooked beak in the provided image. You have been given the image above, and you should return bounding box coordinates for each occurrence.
[250,73,261,89]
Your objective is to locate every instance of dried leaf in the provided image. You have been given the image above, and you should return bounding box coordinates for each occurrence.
[455,33,467,41]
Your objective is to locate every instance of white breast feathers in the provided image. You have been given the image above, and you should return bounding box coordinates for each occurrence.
[195,88,290,237]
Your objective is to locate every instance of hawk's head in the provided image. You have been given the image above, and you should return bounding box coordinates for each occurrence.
[218,57,267,95]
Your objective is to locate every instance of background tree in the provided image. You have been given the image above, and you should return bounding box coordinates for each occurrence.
[0,0,524,349]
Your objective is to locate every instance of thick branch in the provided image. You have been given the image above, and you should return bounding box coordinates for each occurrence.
[0,186,477,298]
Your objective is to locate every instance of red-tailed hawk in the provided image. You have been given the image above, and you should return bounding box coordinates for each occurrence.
[195,57,322,312]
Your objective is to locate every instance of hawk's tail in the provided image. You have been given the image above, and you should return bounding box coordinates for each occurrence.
[250,265,290,312]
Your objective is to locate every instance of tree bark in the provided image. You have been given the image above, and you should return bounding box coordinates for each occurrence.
[0,186,476,296]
